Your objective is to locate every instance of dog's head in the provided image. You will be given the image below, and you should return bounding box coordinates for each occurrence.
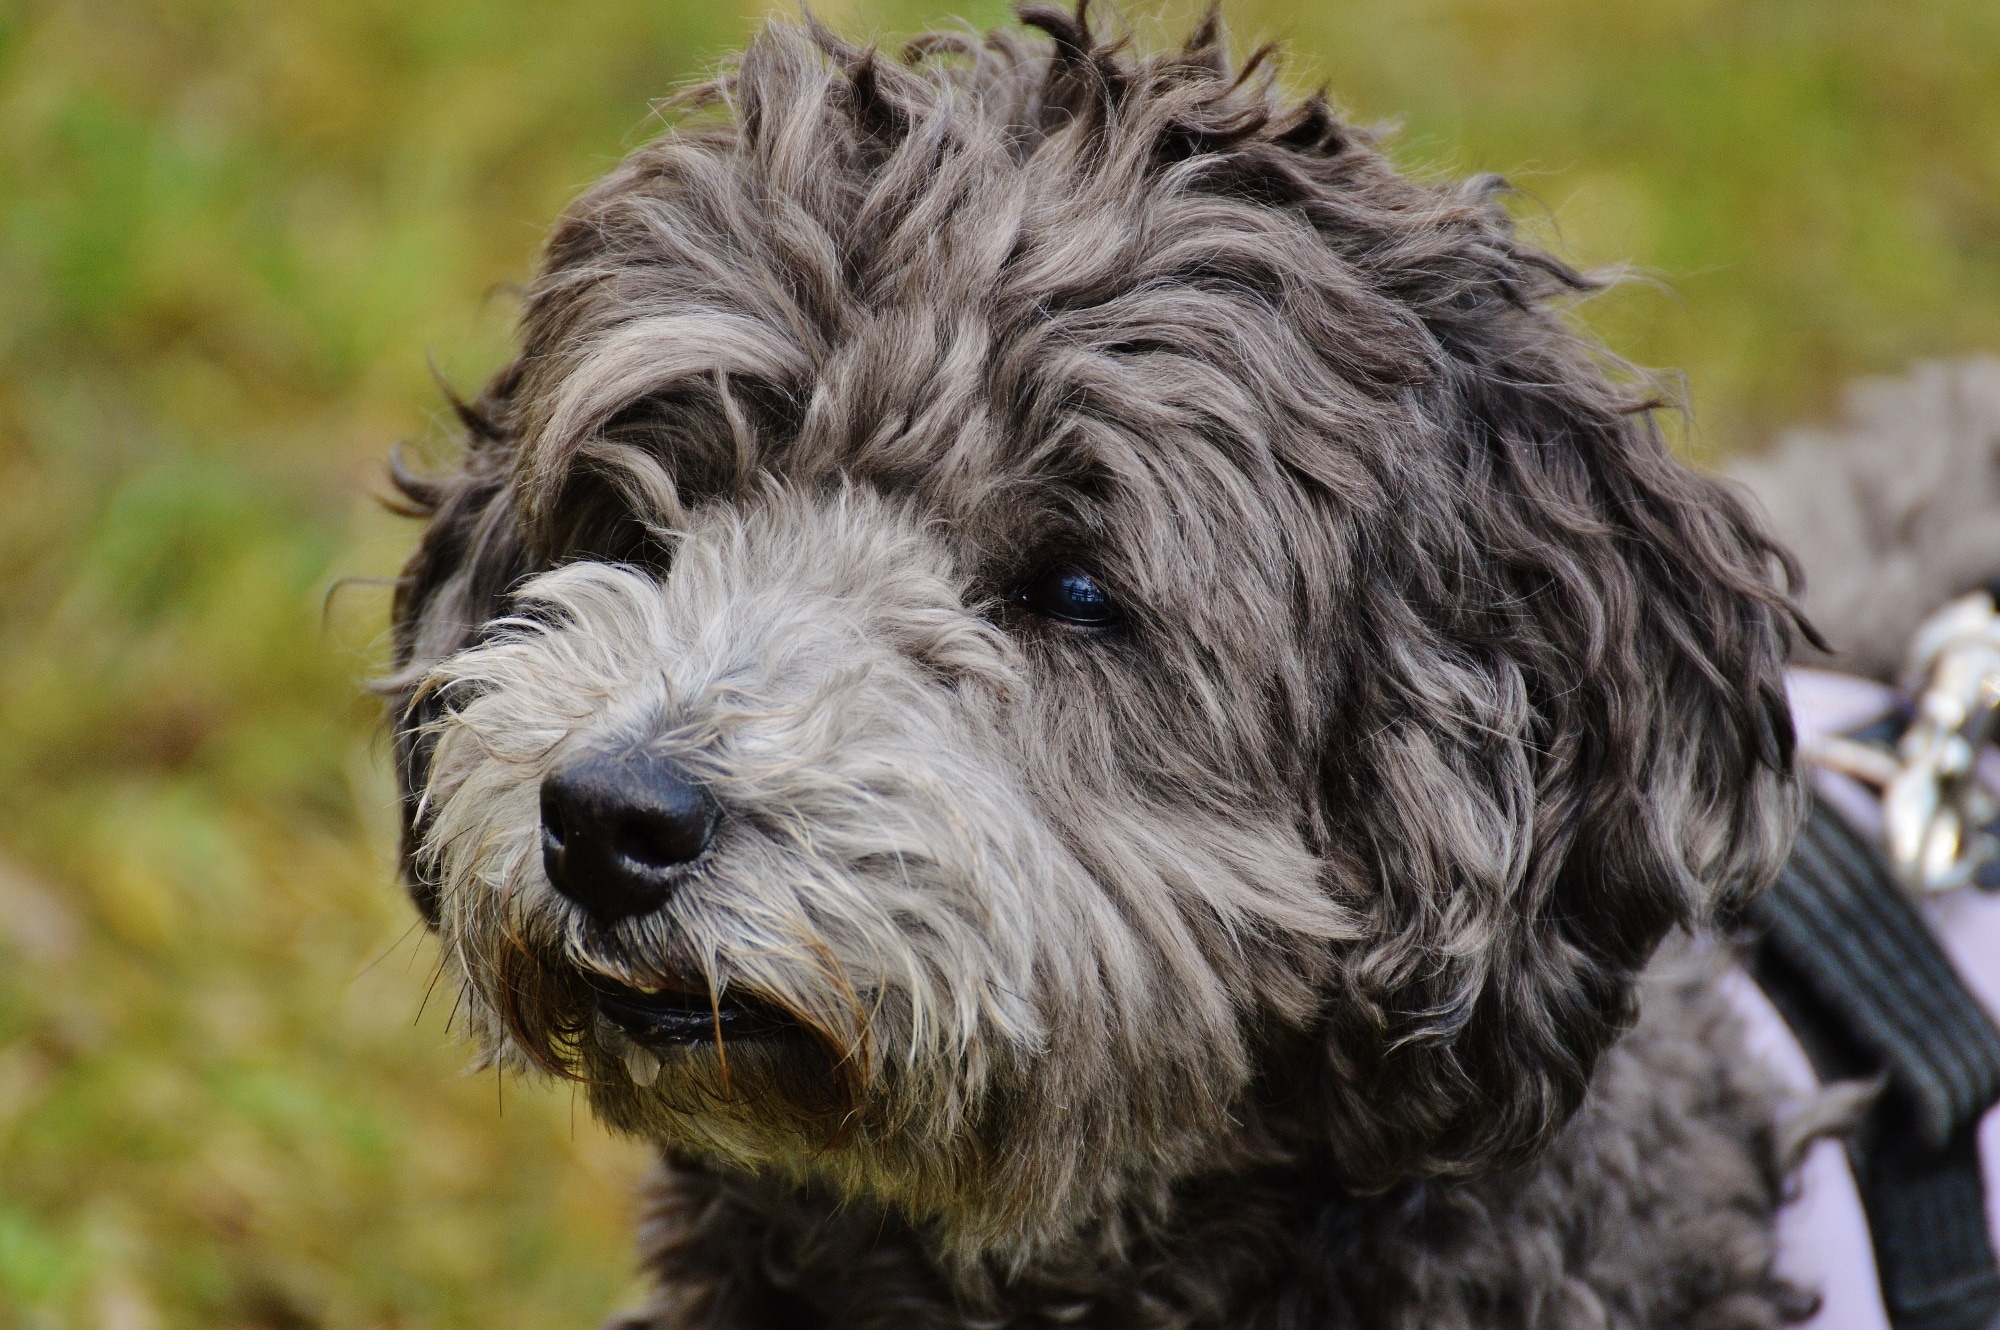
[385,7,1801,1262]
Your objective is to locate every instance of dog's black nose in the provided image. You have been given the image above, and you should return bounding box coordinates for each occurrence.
[540,753,716,922]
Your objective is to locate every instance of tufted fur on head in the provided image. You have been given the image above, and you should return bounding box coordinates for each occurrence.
[383,2,1803,1274]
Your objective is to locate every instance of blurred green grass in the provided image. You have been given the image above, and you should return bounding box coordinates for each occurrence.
[1,0,1996,1325]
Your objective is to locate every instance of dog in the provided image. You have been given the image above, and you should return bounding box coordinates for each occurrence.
[382,8,1820,1326]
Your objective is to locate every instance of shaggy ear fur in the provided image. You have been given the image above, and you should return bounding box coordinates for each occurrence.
[383,384,531,927]
[1304,293,1806,1185]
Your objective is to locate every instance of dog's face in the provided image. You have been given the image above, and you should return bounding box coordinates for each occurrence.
[387,11,1801,1261]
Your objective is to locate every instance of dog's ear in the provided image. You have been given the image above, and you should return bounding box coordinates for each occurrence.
[1306,286,1804,1188]
[381,369,533,925]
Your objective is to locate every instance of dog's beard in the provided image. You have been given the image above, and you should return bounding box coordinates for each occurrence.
[407,492,1348,1260]
[422,574,1044,1118]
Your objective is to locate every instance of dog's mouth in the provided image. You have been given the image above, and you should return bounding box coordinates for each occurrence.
[588,973,798,1050]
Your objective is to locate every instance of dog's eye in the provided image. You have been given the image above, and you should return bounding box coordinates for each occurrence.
[1018,566,1119,627]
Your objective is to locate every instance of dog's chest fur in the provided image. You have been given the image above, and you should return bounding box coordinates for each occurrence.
[618,954,1802,1330]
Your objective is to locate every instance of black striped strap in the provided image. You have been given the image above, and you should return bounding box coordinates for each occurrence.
[1748,799,2000,1330]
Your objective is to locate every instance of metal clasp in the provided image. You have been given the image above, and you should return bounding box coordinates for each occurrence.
[1883,591,2000,894]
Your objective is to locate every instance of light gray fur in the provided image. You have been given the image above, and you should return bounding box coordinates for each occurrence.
[419,487,1352,1259]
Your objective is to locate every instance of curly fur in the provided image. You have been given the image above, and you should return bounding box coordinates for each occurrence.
[384,5,1807,1323]
[1727,356,2000,681]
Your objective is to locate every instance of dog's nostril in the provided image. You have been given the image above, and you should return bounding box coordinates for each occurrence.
[539,754,716,923]
[613,810,709,872]
[540,797,569,850]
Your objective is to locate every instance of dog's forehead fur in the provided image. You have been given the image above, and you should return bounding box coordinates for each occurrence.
[388,5,1805,1270]
[510,15,1475,600]
[483,11,1602,808]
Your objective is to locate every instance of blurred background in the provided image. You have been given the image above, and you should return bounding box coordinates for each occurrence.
[1,0,1997,1324]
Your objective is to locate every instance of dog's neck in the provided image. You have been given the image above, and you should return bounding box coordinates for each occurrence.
[633,1143,1386,1329]
[624,1038,1364,1325]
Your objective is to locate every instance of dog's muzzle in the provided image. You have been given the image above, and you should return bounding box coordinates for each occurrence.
[537,751,813,1079]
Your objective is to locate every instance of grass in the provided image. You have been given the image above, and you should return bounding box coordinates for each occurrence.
[1,0,1996,1324]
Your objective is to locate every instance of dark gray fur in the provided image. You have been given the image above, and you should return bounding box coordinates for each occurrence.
[618,953,1807,1329]
[384,6,1810,1325]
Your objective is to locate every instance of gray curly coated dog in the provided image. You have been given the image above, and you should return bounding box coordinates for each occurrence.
[383,7,1821,1326]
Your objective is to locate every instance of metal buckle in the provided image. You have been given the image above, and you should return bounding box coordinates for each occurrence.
[1883,591,2000,893]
